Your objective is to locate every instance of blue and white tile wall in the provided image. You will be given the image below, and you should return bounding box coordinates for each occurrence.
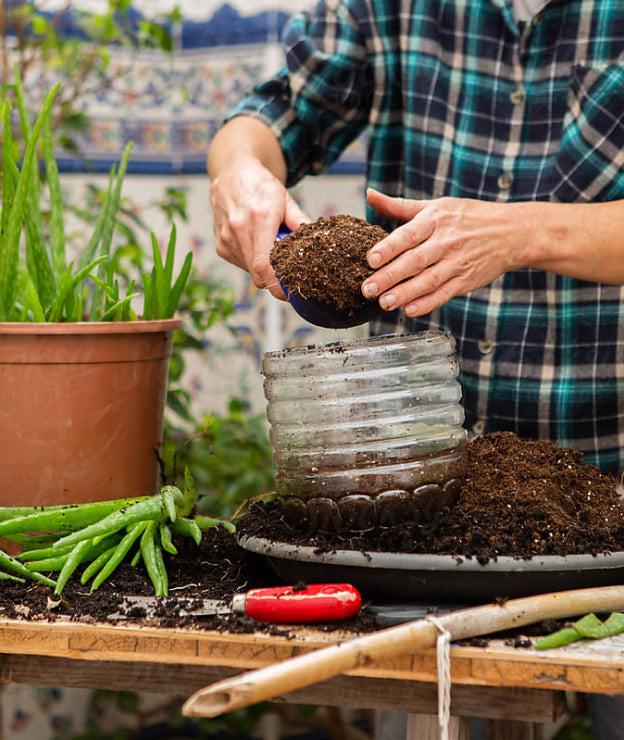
[1,4,367,735]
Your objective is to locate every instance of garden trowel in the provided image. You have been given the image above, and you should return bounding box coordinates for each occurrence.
[110,583,361,624]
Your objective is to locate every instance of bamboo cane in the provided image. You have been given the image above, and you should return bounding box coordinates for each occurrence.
[182,584,624,718]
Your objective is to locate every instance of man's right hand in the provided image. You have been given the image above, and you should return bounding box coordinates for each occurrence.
[207,117,309,300]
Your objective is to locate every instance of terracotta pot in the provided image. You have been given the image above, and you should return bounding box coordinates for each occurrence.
[0,319,181,508]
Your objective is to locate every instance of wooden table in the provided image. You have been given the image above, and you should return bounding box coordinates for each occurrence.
[1,616,623,738]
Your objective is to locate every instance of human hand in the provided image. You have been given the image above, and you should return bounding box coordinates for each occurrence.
[362,189,532,316]
[210,158,309,299]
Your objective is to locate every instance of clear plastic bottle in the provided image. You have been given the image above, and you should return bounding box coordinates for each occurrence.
[262,331,467,532]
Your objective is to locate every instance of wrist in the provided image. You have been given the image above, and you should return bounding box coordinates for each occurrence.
[207,116,287,183]
[516,201,572,270]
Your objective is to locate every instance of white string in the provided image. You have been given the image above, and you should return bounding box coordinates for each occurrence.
[426,616,452,740]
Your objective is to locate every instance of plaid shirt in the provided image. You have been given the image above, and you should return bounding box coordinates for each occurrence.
[229,0,624,473]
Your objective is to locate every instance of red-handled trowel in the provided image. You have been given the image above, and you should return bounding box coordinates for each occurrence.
[111,583,362,624]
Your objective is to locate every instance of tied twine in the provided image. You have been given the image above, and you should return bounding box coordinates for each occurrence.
[426,616,452,740]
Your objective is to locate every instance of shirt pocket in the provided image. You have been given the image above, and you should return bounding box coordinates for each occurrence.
[550,63,624,203]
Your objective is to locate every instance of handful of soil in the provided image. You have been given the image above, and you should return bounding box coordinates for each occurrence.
[270,214,388,311]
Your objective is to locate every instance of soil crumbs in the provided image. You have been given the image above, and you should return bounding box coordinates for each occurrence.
[270,214,387,311]
[236,432,624,561]
[0,525,376,635]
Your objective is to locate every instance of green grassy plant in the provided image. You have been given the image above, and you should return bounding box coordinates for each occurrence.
[0,72,191,322]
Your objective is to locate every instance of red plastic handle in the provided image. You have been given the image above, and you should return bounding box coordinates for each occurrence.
[236,583,362,624]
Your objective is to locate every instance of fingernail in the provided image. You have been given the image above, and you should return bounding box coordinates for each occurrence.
[362,282,378,299]
[404,303,418,316]
[379,294,396,311]
[368,251,382,269]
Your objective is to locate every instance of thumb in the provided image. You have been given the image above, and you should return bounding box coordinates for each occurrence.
[367,188,426,223]
[283,194,311,233]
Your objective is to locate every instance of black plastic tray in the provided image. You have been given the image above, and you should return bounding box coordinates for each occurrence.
[238,534,624,603]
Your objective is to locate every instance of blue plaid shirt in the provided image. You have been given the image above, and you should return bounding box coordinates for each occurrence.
[228,0,624,474]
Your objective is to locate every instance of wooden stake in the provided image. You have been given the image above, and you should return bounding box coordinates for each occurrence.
[182,584,624,718]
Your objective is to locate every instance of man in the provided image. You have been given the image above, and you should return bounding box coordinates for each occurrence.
[208,1,624,736]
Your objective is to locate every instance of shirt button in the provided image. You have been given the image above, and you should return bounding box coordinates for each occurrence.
[510,87,526,105]
[478,339,494,355]
[497,172,513,190]
[472,420,486,436]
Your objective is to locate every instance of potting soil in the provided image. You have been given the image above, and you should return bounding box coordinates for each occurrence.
[270,214,387,310]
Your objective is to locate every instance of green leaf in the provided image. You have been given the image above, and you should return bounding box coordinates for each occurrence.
[24,203,56,311]
[47,256,107,322]
[0,82,61,320]
[534,612,624,650]
[25,282,46,322]
[150,231,166,318]
[115,691,140,714]
[78,167,116,271]
[89,141,132,320]
[98,294,139,322]
[167,250,193,318]
[43,110,66,280]
[1,99,14,251]
[13,66,56,310]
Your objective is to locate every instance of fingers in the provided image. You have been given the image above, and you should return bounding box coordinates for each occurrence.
[366,189,431,271]
[284,195,310,234]
[366,188,427,222]
[402,275,469,317]
[210,163,311,300]
[251,217,289,300]
[372,255,464,316]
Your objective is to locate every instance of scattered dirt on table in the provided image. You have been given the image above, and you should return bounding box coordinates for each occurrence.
[236,432,624,561]
[270,214,387,310]
[0,525,377,634]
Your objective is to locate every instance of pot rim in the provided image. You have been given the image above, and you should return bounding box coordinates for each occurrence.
[0,317,183,335]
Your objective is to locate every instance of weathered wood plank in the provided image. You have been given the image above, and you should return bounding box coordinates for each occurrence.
[0,653,565,722]
[1,618,624,696]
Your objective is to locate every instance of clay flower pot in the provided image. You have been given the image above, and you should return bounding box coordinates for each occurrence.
[0,318,181,508]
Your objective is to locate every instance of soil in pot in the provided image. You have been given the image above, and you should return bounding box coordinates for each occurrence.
[270,214,387,311]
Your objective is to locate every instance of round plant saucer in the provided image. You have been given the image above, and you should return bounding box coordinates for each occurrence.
[238,534,624,603]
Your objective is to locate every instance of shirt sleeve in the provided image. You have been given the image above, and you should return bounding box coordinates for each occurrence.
[226,1,372,187]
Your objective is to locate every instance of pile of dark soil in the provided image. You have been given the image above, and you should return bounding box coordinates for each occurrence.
[236,432,624,562]
[270,215,387,310]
